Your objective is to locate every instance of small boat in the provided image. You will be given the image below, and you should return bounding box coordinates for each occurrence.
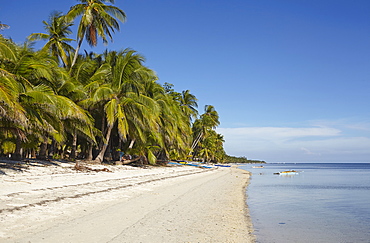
[274,170,299,175]
[214,164,231,167]
[187,163,199,167]
[252,165,264,168]
[167,161,183,166]
[177,160,188,165]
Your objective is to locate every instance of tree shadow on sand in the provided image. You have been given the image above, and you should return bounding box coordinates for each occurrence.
[0,158,72,175]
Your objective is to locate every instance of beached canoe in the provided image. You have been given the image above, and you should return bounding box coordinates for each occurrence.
[168,161,214,169]
[200,165,214,169]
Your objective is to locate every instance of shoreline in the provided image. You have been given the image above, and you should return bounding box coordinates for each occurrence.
[0,160,255,242]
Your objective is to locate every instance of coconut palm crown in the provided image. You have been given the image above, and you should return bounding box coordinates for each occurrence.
[66,0,126,67]
[28,12,75,67]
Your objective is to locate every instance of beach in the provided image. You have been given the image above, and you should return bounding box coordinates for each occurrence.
[0,160,255,243]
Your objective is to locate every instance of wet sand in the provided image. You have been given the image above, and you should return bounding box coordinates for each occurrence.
[0,160,255,242]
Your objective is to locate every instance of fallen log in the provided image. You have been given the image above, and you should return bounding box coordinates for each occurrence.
[74,161,112,172]
[120,157,140,165]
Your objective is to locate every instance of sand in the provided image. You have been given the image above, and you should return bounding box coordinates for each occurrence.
[0,160,255,243]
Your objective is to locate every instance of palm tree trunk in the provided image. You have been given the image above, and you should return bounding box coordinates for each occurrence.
[48,141,54,158]
[98,113,106,151]
[129,139,135,149]
[12,138,23,160]
[38,141,48,160]
[94,124,113,163]
[105,138,113,161]
[70,130,77,160]
[87,143,93,161]
[71,37,84,68]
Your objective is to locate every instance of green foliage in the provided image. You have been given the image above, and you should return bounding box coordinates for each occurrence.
[1,140,16,154]
[66,0,127,67]
[27,11,75,67]
[0,2,232,164]
[224,155,266,164]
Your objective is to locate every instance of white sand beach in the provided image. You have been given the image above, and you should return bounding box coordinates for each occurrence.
[0,160,255,243]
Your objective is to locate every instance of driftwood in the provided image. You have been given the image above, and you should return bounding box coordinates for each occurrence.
[120,157,140,165]
[74,161,112,172]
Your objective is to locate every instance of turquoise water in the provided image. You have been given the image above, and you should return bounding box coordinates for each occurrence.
[240,163,370,243]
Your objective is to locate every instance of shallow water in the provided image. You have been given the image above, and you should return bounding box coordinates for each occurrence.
[240,163,370,243]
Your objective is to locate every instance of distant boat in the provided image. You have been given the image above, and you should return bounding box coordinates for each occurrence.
[214,164,231,167]
[252,165,264,168]
[274,170,299,175]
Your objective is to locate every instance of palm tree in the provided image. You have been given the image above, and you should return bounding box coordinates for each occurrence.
[142,80,193,162]
[55,51,101,160]
[198,130,225,162]
[66,0,126,67]
[179,90,198,122]
[191,105,220,158]
[157,84,197,160]
[213,133,226,162]
[0,36,26,122]
[201,105,220,129]
[80,49,159,163]
[19,84,92,159]
[28,12,75,67]
[164,94,193,160]
[0,36,28,158]
[0,36,94,160]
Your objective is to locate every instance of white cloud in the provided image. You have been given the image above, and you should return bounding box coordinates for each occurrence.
[216,125,370,162]
[300,147,320,155]
[217,126,340,143]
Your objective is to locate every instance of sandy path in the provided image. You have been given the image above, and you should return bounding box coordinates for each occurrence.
[0,162,254,243]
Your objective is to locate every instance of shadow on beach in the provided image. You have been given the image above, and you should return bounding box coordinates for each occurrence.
[0,158,73,175]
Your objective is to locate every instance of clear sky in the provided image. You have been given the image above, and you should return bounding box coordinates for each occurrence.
[1,0,370,162]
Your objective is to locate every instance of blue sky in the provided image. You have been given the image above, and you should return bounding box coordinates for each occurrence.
[1,0,370,162]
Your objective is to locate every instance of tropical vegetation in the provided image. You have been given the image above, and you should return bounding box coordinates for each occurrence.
[224,155,266,164]
[0,1,229,164]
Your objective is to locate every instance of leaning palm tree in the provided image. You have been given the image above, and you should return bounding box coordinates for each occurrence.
[58,52,101,160]
[0,36,94,160]
[0,37,30,157]
[179,90,198,122]
[0,36,26,123]
[198,130,224,162]
[28,12,75,67]
[190,105,220,157]
[201,105,220,129]
[141,79,192,161]
[160,92,192,160]
[66,0,126,67]
[213,133,226,162]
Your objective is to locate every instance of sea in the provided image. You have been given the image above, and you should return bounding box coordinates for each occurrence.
[239,163,370,243]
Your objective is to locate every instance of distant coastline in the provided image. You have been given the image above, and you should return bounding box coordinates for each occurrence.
[225,155,266,164]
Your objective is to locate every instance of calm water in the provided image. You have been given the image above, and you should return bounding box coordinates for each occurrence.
[240,163,370,243]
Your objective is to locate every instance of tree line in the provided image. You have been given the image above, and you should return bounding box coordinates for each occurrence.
[0,0,227,164]
[224,155,266,164]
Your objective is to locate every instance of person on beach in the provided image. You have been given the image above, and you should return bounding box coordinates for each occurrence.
[117,150,124,162]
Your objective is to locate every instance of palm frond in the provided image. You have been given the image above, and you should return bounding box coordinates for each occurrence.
[104,98,117,126]
[0,35,17,62]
